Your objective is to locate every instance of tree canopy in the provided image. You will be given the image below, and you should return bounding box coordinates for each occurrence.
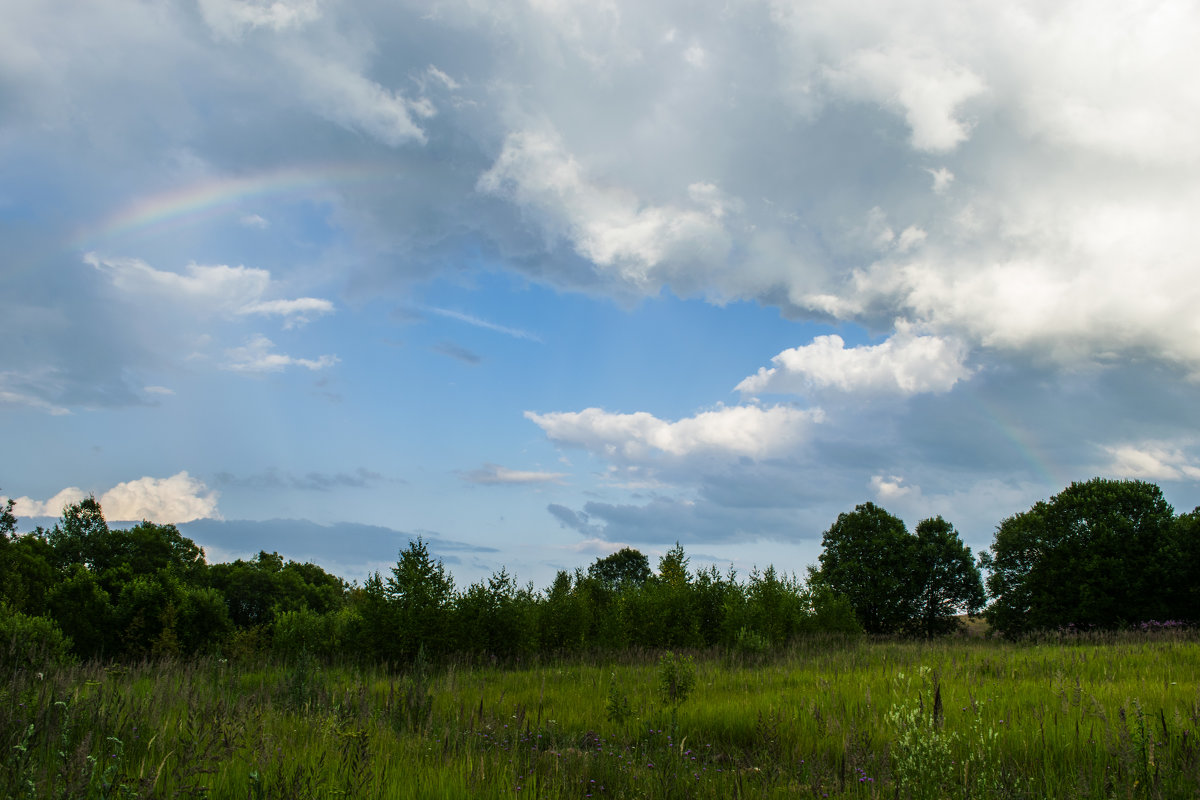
[815,503,984,635]
[982,478,1179,636]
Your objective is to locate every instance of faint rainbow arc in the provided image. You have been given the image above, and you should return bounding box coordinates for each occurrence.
[71,162,392,251]
[971,393,1063,488]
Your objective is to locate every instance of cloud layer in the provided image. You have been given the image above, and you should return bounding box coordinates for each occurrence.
[8,472,220,524]
[526,405,822,463]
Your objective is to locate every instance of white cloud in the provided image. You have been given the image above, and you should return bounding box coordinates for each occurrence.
[871,474,916,501]
[88,253,333,328]
[477,126,733,289]
[197,0,323,39]
[738,328,972,396]
[526,404,823,462]
[1102,443,1200,482]
[240,213,270,229]
[927,167,954,194]
[0,388,70,416]
[461,464,567,485]
[239,298,334,328]
[284,49,430,146]
[823,46,985,152]
[144,385,175,396]
[87,253,270,310]
[223,335,339,373]
[8,471,220,523]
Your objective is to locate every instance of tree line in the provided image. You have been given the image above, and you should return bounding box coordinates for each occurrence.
[1,477,1196,664]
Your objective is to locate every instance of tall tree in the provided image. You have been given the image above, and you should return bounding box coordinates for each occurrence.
[387,537,455,660]
[816,505,983,635]
[588,547,651,591]
[907,517,985,637]
[984,478,1176,635]
[816,503,914,634]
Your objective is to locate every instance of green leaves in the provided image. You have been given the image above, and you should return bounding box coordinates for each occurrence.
[816,504,983,635]
[985,478,1178,635]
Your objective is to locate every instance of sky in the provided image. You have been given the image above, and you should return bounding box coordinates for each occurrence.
[4,0,1200,589]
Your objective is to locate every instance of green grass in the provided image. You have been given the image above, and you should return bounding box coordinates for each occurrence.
[3,632,1199,798]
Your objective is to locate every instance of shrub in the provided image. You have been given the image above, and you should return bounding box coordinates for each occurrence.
[0,602,74,669]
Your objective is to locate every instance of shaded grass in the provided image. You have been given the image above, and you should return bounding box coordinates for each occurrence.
[2,631,1198,798]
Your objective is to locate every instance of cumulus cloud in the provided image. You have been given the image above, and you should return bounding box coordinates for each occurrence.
[477,127,734,289]
[1102,443,1200,482]
[823,46,985,152]
[870,474,917,501]
[738,329,972,396]
[223,335,339,373]
[8,472,219,523]
[282,49,431,146]
[87,254,333,327]
[526,404,823,463]
[462,464,567,485]
[14,0,1200,378]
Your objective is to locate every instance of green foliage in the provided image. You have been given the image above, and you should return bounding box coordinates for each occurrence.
[985,478,1177,635]
[175,585,233,655]
[1165,508,1200,621]
[817,504,984,635]
[605,674,633,724]
[387,537,456,661]
[908,517,985,637]
[0,494,16,540]
[45,496,108,571]
[888,667,1000,800]
[272,607,334,660]
[0,603,74,669]
[817,502,916,633]
[805,583,863,635]
[587,546,651,590]
[455,568,537,659]
[656,650,696,707]
[537,570,586,651]
[46,564,114,660]
[0,533,55,617]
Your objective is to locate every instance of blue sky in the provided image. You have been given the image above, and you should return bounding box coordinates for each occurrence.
[4,0,1200,588]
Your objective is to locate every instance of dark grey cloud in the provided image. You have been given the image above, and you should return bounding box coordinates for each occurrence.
[547,503,604,538]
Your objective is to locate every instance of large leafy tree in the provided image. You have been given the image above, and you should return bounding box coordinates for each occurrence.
[983,478,1176,635]
[816,503,915,634]
[1165,508,1200,622]
[907,517,986,637]
[816,503,984,635]
[587,547,651,591]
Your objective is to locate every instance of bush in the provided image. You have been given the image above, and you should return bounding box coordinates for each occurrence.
[0,603,74,669]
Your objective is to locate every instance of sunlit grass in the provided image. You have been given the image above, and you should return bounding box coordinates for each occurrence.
[3,631,1198,798]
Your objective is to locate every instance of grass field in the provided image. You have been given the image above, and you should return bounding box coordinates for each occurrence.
[3,631,1199,799]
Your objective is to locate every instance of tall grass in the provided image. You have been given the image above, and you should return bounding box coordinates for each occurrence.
[2,631,1197,798]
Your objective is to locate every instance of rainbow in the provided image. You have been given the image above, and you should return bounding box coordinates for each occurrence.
[73,162,393,250]
[971,392,1063,488]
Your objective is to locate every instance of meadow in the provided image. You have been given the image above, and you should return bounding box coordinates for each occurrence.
[3,630,1199,799]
